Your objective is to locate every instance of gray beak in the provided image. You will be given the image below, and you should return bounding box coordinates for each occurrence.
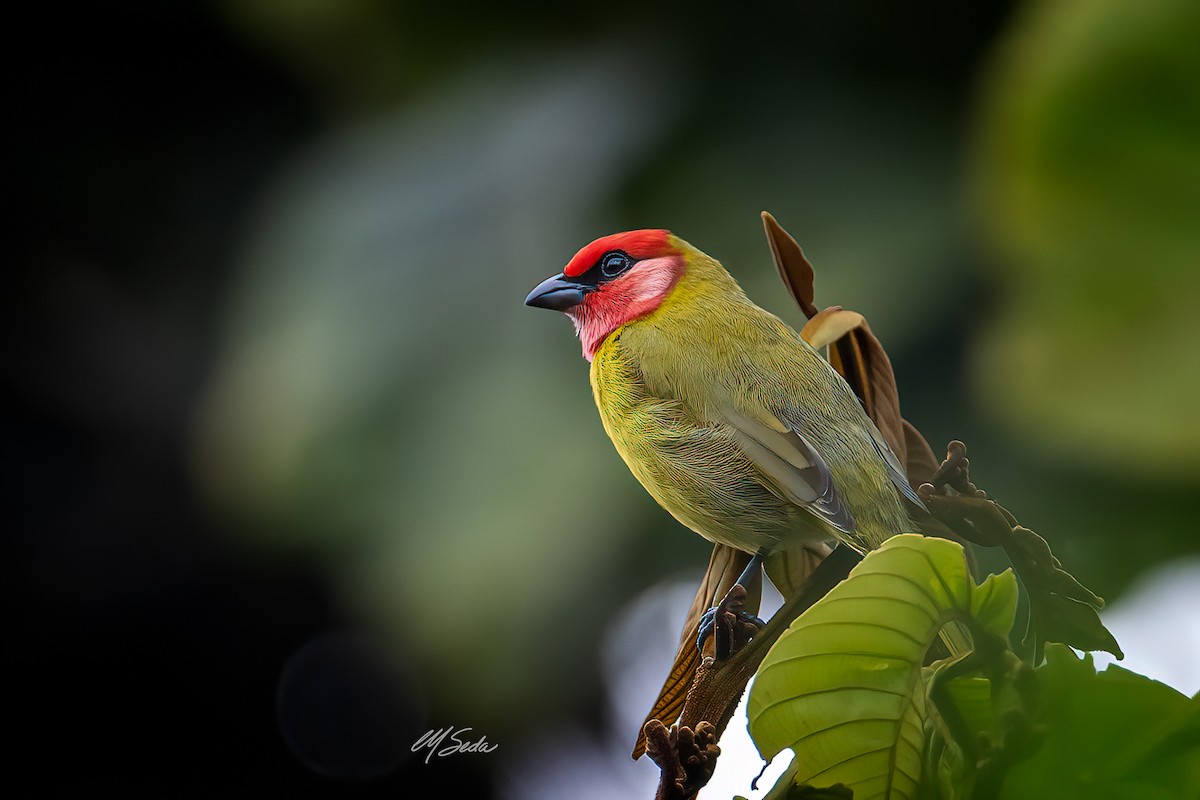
[524,273,589,312]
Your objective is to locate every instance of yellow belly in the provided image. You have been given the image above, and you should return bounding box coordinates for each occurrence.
[591,335,829,554]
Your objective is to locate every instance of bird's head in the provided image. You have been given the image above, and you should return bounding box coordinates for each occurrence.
[525,229,686,360]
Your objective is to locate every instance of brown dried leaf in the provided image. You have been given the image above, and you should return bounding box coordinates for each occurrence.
[799,307,865,350]
[761,211,819,317]
[832,320,907,466]
[903,419,940,488]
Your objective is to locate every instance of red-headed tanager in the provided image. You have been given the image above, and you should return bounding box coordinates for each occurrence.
[526,229,927,566]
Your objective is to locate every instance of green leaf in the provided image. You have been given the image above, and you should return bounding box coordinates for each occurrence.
[999,644,1200,800]
[939,676,994,741]
[1028,592,1122,659]
[786,784,856,799]
[748,534,1018,799]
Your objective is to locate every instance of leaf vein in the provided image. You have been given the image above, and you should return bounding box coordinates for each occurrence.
[790,716,899,747]
[798,619,928,646]
[804,745,891,782]
[816,589,938,617]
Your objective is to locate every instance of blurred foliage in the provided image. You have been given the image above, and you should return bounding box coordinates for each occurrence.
[193,43,689,728]
[627,82,968,352]
[972,0,1200,479]
[999,646,1200,800]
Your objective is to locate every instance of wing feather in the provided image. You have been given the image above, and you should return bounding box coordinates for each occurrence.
[865,418,929,511]
[722,407,855,534]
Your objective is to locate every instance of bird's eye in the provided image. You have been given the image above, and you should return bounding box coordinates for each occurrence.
[600,251,633,278]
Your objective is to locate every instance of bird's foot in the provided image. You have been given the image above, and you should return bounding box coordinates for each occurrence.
[695,584,765,661]
[645,719,721,800]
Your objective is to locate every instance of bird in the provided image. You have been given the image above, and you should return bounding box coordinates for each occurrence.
[525,228,928,570]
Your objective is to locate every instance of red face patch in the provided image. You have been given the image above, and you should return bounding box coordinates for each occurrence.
[563,230,673,278]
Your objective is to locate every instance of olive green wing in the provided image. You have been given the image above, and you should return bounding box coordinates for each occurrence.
[719,406,856,536]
